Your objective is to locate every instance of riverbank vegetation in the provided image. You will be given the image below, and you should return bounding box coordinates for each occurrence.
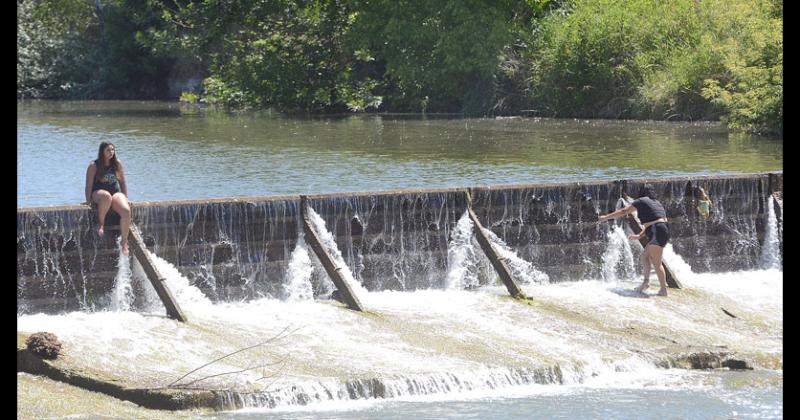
[17,0,782,135]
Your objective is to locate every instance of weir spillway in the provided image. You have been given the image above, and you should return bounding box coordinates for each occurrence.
[17,172,782,314]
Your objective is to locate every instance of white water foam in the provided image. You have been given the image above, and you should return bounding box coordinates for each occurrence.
[285,234,314,301]
[445,212,481,289]
[17,221,783,413]
[147,252,214,313]
[110,241,134,312]
[128,256,165,314]
[483,228,549,285]
[17,265,782,411]
[760,198,782,270]
[600,225,637,282]
[306,208,370,299]
[662,243,696,280]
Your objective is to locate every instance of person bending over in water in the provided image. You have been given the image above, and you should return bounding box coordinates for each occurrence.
[598,184,670,296]
[84,141,132,255]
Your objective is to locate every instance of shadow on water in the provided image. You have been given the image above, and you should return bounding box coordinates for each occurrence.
[608,287,651,299]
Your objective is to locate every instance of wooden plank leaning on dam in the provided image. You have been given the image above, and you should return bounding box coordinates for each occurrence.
[128,225,188,322]
[300,196,365,312]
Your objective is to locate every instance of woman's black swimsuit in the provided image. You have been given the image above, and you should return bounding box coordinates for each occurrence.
[645,222,670,247]
[632,197,670,247]
[92,163,120,194]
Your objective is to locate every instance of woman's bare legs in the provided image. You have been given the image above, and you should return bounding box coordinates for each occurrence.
[648,244,667,296]
[111,193,132,255]
[636,249,651,293]
[91,190,113,236]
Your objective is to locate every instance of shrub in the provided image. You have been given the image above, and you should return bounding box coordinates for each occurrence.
[25,332,62,360]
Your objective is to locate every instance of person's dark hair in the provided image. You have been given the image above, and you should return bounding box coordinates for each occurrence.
[637,184,656,199]
[94,142,120,180]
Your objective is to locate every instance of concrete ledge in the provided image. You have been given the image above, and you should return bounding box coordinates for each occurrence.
[18,172,782,311]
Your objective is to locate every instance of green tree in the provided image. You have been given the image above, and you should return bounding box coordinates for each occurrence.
[699,0,782,135]
[524,0,782,134]
[351,0,525,114]
[146,0,379,111]
[17,0,99,98]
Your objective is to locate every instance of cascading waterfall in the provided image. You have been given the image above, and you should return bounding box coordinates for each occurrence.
[602,196,644,282]
[483,228,549,285]
[661,244,695,279]
[306,207,370,297]
[129,256,164,313]
[16,176,783,416]
[284,233,314,301]
[760,197,782,270]
[146,251,214,312]
[445,212,481,290]
[217,366,565,410]
[110,244,134,312]
[16,225,783,414]
[600,225,637,282]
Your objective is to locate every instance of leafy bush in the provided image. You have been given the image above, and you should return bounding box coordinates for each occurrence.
[17,0,781,133]
[25,332,62,360]
[699,1,783,135]
[524,0,782,134]
[179,91,199,104]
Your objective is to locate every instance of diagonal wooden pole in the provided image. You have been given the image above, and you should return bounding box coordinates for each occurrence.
[465,191,526,298]
[299,196,364,312]
[128,225,188,322]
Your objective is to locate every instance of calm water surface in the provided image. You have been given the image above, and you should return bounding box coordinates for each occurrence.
[212,379,783,420]
[17,101,782,207]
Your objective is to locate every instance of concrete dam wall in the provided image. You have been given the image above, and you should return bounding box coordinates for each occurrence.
[17,173,782,314]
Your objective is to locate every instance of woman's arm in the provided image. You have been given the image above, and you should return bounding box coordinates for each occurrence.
[627,230,646,241]
[84,162,95,204]
[598,205,636,223]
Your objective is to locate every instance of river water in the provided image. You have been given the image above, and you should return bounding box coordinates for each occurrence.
[17,101,782,207]
[17,101,782,419]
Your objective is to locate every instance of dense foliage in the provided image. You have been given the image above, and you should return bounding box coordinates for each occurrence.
[17,0,782,134]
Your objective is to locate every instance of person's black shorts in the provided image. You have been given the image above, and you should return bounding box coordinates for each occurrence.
[646,222,670,247]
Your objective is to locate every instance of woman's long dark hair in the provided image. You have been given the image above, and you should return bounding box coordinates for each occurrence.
[94,142,120,181]
[637,184,656,199]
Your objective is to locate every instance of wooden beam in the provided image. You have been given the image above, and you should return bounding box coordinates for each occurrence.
[299,196,364,312]
[466,205,526,298]
[128,226,188,322]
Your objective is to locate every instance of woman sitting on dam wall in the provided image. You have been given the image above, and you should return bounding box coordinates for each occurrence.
[83,141,132,255]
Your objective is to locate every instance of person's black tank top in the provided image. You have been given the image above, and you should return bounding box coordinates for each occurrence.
[93,162,120,194]
[632,197,666,224]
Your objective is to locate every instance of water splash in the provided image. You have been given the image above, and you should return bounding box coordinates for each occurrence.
[759,198,782,270]
[483,228,549,285]
[445,212,481,290]
[601,226,636,282]
[218,366,565,410]
[146,251,213,312]
[285,234,314,301]
[661,244,695,280]
[110,240,134,312]
[128,257,165,314]
[306,208,370,298]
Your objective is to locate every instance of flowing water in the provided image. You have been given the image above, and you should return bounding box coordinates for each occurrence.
[17,101,782,207]
[17,101,782,418]
[17,250,783,418]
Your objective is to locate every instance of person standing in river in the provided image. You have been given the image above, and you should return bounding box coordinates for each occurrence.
[84,141,132,255]
[598,184,669,296]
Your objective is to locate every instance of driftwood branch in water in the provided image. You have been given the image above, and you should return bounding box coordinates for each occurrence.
[165,325,300,390]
